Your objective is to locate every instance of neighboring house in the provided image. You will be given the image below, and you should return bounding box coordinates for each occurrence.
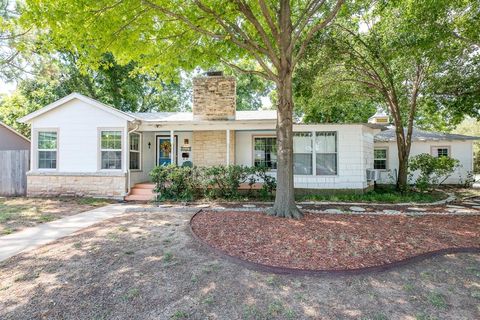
[18,73,478,200]
[0,121,30,196]
[0,121,30,151]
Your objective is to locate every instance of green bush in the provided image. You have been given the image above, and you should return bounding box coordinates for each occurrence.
[204,165,250,199]
[149,164,276,201]
[150,164,202,201]
[408,153,460,191]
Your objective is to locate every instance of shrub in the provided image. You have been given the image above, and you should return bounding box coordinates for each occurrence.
[204,165,250,199]
[150,164,201,201]
[253,165,277,199]
[408,153,460,191]
[150,164,276,201]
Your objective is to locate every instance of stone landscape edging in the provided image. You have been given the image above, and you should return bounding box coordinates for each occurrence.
[189,209,480,276]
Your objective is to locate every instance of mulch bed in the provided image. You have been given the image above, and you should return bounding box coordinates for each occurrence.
[191,211,480,271]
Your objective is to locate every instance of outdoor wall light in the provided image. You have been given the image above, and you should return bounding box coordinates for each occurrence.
[148,142,151,149]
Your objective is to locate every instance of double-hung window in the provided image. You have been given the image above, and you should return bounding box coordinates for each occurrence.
[100,131,122,170]
[37,131,57,169]
[432,146,450,158]
[374,148,388,170]
[315,132,337,175]
[293,132,313,175]
[129,133,141,170]
[254,136,277,169]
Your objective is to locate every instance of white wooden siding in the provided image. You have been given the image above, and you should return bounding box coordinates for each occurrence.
[235,125,373,190]
[30,99,128,173]
[375,140,473,184]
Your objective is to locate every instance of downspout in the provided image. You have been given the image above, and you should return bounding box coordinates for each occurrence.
[127,120,141,195]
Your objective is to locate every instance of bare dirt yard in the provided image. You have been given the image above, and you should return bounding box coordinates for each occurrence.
[0,209,479,319]
[0,197,116,235]
[192,211,480,270]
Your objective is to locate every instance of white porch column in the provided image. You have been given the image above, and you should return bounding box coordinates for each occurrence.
[170,130,175,164]
[226,129,230,165]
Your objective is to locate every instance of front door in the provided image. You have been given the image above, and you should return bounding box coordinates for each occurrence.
[157,137,172,165]
[157,136,176,165]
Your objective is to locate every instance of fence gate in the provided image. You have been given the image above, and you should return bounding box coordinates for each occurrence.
[0,150,30,196]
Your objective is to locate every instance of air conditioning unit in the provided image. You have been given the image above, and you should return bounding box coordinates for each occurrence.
[366,169,381,181]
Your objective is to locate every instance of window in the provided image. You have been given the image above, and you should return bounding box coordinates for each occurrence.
[129,133,141,170]
[37,131,57,169]
[254,137,277,169]
[100,130,122,170]
[374,148,387,170]
[293,132,313,175]
[315,132,337,175]
[434,147,449,158]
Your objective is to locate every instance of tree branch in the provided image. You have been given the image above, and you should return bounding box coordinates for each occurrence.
[293,0,344,67]
[219,58,272,80]
[231,0,279,65]
[258,0,279,42]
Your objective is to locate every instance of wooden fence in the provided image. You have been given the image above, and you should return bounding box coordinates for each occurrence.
[0,150,30,196]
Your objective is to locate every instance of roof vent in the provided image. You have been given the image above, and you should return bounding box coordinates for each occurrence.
[205,70,223,77]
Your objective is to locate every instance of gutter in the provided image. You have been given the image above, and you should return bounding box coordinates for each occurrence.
[126,120,141,196]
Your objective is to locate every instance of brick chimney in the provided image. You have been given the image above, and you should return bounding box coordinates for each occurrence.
[193,71,236,120]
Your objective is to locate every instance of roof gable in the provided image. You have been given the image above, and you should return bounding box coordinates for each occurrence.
[0,121,30,142]
[18,93,136,123]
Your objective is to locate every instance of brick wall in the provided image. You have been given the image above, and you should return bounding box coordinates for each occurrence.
[27,173,127,199]
[192,130,235,166]
[193,75,236,120]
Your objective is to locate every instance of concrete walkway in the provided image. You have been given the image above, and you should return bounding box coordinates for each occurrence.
[0,203,138,262]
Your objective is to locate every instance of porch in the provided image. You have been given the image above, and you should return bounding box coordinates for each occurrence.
[127,128,237,190]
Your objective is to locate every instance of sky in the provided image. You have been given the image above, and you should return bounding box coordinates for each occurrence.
[0,80,16,94]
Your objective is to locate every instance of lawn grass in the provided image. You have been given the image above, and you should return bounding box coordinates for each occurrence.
[298,186,446,203]
[0,197,115,235]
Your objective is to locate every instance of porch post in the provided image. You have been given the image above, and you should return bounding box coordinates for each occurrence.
[170,130,174,165]
[226,129,230,165]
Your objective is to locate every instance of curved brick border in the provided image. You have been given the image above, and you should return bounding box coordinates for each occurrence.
[189,210,480,276]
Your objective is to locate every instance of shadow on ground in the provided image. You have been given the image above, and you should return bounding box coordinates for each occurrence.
[0,210,479,319]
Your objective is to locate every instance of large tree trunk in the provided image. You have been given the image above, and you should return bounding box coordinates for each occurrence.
[397,147,409,191]
[266,73,303,218]
[394,126,410,192]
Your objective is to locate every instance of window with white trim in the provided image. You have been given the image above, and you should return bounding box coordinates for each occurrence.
[37,131,57,169]
[315,132,337,175]
[293,132,313,175]
[374,148,387,170]
[129,133,141,170]
[433,147,450,158]
[254,137,277,169]
[100,131,122,170]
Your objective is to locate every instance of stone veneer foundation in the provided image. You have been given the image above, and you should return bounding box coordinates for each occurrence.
[192,130,235,166]
[27,172,127,199]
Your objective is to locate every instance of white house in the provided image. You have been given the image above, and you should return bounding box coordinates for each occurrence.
[18,73,478,200]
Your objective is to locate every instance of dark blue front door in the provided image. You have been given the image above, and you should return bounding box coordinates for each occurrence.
[158,137,172,165]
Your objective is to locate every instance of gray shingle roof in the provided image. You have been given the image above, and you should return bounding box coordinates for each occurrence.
[127,110,277,122]
[374,127,480,142]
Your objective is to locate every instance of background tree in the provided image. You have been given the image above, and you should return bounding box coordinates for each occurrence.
[295,0,476,191]
[23,0,344,218]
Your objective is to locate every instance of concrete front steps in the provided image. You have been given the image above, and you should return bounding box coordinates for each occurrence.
[125,182,156,201]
